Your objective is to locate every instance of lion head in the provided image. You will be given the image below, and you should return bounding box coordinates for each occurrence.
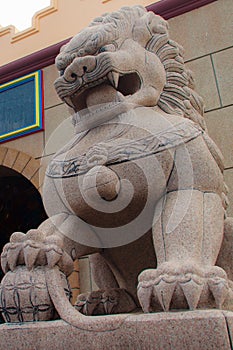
[54,6,206,130]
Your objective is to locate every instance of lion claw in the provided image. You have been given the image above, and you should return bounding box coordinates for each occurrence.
[10,232,26,243]
[153,280,177,312]
[180,280,203,310]
[138,263,232,312]
[24,244,41,270]
[208,279,229,308]
[1,251,9,274]
[1,230,73,276]
[102,291,118,314]
[7,244,22,271]
[138,263,206,312]
[75,291,104,315]
[137,286,153,313]
[75,293,100,316]
[45,247,63,268]
[206,266,229,308]
[75,289,136,315]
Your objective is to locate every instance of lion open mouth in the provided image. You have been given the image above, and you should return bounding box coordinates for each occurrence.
[65,71,141,112]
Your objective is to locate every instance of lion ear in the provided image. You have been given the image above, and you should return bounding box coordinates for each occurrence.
[132,12,168,45]
[59,43,69,53]
[146,12,169,34]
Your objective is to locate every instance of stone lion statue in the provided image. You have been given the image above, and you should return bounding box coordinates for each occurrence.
[1,6,233,323]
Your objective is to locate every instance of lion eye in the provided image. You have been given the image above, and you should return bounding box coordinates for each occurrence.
[99,47,107,53]
[99,44,116,53]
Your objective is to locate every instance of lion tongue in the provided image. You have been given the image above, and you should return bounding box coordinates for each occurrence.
[86,84,120,108]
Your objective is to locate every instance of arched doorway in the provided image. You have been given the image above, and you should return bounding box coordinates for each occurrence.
[0,165,47,279]
[0,148,80,317]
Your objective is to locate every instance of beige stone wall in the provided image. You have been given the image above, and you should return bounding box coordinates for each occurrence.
[169,0,233,217]
[1,0,232,295]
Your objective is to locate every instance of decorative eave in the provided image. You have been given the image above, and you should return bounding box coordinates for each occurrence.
[0,0,58,43]
[147,0,217,19]
[0,0,153,67]
[0,0,217,85]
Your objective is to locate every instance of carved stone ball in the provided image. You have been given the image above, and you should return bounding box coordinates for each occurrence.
[0,266,71,323]
[83,165,120,201]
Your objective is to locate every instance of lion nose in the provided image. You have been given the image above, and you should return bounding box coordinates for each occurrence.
[64,56,96,82]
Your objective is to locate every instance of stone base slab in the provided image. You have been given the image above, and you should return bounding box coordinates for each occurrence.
[0,310,232,350]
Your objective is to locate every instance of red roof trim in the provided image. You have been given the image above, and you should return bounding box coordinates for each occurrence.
[147,0,217,19]
[0,38,70,84]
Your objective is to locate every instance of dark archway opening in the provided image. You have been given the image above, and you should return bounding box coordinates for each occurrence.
[0,165,47,280]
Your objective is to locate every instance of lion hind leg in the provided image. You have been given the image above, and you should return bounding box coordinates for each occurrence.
[217,217,233,282]
[138,190,232,312]
[75,253,137,315]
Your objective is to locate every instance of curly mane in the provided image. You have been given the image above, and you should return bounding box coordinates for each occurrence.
[88,6,229,210]
[145,24,206,131]
[89,6,206,131]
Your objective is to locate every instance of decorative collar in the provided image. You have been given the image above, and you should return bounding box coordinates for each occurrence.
[46,119,203,179]
[72,101,136,133]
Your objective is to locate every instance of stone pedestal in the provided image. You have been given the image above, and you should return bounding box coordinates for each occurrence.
[0,310,232,350]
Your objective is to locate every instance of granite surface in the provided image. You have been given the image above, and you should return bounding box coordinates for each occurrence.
[0,310,232,350]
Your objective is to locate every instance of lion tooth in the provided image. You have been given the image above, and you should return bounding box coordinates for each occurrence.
[64,96,75,109]
[107,71,119,89]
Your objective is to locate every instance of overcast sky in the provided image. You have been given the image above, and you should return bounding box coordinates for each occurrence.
[0,0,51,30]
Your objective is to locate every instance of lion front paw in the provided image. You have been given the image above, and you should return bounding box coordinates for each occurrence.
[75,288,137,315]
[137,262,230,312]
[1,229,74,276]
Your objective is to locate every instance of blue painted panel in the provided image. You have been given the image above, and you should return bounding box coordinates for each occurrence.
[0,79,35,135]
[0,70,43,143]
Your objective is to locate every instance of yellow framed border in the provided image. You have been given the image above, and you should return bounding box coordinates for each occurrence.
[0,70,44,143]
